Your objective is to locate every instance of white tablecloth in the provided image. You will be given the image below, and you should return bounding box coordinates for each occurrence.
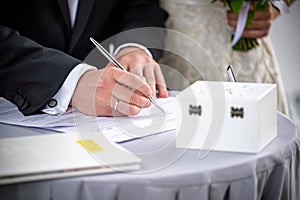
[0,113,299,200]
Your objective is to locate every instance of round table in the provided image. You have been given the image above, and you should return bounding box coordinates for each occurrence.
[0,113,299,200]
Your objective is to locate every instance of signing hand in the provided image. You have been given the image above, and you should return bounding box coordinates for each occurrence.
[227,4,279,38]
[111,47,168,98]
[70,67,152,116]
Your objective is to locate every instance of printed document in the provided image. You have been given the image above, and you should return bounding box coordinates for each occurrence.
[0,97,178,142]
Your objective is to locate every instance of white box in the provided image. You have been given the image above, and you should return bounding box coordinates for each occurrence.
[175,81,277,153]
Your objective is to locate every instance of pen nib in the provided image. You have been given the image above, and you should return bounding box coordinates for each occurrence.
[149,96,166,113]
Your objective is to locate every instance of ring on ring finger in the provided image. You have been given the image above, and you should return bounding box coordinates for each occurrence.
[113,99,120,112]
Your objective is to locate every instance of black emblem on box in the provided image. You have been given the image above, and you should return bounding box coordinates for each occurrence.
[231,107,244,118]
[189,105,202,116]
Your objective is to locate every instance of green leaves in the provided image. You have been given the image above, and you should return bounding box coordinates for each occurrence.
[212,0,272,51]
[227,0,244,14]
[232,37,259,51]
[246,11,255,28]
[254,0,269,11]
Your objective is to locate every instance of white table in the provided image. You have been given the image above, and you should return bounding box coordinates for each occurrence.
[0,113,299,200]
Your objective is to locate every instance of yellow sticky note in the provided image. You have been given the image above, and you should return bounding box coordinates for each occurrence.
[77,140,103,152]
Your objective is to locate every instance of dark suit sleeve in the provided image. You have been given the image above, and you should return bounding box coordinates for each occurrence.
[0,25,81,115]
[115,0,168,59]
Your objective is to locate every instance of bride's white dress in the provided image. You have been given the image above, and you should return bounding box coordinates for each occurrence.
[160,0,288,114]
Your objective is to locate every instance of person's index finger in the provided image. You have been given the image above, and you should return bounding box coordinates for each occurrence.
[112,68,152,97]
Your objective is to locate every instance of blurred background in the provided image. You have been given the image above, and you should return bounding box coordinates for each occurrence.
[270,0,300,130]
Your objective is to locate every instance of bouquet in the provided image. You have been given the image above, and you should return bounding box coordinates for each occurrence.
[212,0,289,51]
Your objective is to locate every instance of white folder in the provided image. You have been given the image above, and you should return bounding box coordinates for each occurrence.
[0,133,140,185]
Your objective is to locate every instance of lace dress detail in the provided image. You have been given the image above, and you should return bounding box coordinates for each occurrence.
[160,0,288,114]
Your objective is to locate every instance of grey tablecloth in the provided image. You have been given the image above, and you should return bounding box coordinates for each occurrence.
[0,113,299,200]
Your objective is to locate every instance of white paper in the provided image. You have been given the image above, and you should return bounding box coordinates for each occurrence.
[0,97,177,142]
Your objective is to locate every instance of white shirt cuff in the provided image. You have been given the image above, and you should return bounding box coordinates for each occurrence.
[113,43,153,58]
[42,63,97,115]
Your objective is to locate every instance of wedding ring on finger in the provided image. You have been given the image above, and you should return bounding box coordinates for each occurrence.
[113,99,120,112]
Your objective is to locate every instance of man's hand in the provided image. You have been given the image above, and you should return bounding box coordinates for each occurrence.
[227,5,279,39]
[70,67,152,116]
[111,47,168,98]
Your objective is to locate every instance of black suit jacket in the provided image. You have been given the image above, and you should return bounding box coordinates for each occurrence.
[0,0,167,60]
[0,0,168,115]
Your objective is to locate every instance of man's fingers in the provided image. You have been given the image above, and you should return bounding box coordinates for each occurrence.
[113,47,168,99]
[106,67,152,98]
[112,83,151,108]
[112,99,142,116]
[107,97,142,116]
[72,67,153,117]
[129,65,144,77]
[154,65,168,98]
[95,80,148,116]
[144,65,156,98]
[156,84,168,98]
[93,67,151,116]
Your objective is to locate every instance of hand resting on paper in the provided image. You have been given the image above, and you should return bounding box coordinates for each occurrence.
[71,67,153,117]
